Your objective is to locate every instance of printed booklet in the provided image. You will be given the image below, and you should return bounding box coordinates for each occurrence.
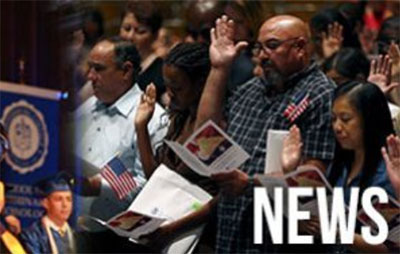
[257,166,334,217]
[165,120,250,176]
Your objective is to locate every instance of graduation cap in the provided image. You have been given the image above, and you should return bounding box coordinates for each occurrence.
[36,171,73,197]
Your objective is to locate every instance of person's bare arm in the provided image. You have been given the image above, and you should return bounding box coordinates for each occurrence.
[282,125,329,173]
[382,134,400,200]
[134,84,159,179]
[195,16,248,129]
[282,125,303,173]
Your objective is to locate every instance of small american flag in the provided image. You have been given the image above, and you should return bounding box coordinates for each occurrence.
[283,92,310,123]
[100,156,137,200]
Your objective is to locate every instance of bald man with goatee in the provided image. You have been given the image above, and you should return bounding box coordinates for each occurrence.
[195,15,336,253]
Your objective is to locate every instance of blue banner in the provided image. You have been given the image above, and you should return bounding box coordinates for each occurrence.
[0,81,64,228]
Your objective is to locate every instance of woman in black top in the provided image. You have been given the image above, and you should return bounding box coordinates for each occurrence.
[119,1,166,105]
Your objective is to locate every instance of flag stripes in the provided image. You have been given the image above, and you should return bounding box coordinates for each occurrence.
[100,156,137,200]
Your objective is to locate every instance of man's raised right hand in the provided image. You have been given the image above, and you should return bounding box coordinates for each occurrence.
[209,15,248,69]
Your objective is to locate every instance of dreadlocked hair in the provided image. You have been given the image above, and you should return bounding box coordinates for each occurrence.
[161,42,210,142]
[165,42,210,87]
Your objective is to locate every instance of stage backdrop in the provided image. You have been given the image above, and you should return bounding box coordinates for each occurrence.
[0,81,65,227]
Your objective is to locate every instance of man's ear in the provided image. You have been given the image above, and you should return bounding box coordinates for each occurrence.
[122,61,133,79]
[296,37,307,49]
[295,37,308,57]
[41,198,49,210]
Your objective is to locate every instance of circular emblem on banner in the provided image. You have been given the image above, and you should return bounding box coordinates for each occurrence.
[1,100,49,174]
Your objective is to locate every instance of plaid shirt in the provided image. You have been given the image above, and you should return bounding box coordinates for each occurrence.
[216,62,336,253]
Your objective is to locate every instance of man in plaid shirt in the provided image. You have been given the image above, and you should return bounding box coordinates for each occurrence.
[196,15,336,253]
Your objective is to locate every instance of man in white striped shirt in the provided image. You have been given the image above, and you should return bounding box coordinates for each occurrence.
[73,37,167,252]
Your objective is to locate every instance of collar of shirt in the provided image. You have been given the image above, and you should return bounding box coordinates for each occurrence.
[337,164,362,188]
[92,84,141,118]
[336,159,388,189]
[43,216,68,235]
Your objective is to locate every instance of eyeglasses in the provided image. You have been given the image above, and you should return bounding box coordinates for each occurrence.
[252,37,299,55]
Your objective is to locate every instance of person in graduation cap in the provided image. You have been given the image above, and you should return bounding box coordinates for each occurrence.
[20,175,75,254]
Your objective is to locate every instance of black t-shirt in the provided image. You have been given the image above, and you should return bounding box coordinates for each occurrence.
[137,57,165,103]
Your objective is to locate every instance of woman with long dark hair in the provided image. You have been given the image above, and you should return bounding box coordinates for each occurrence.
[328,82,395,198]
[282,81,397,252]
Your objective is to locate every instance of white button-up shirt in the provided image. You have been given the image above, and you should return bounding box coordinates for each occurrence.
[74,84,168,231]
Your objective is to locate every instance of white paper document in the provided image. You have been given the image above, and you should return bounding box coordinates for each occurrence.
[264,129,289,174]
[166,120,250,176]
[97,164,213,253]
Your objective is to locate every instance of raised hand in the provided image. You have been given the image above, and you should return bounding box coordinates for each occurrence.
[281,125,303,173]
[5,215,21,235]
[209,15,248,69]
[322,22,343,58]
[368,55,399,94]
[382,134,400,200]
[389,42,400,81]
[135,83,157,128]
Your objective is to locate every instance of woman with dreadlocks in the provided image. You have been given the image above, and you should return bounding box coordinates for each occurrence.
[134,42,218,251]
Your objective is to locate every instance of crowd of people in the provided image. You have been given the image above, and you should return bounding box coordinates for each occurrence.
[1,0,400,253]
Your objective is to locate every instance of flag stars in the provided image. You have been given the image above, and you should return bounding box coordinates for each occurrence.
[100,156,137,200]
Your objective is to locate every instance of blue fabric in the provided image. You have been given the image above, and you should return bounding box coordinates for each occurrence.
[332,159,396,204]
[40,177,70,197]
[20,220,72,254]
[326,160,397,254]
